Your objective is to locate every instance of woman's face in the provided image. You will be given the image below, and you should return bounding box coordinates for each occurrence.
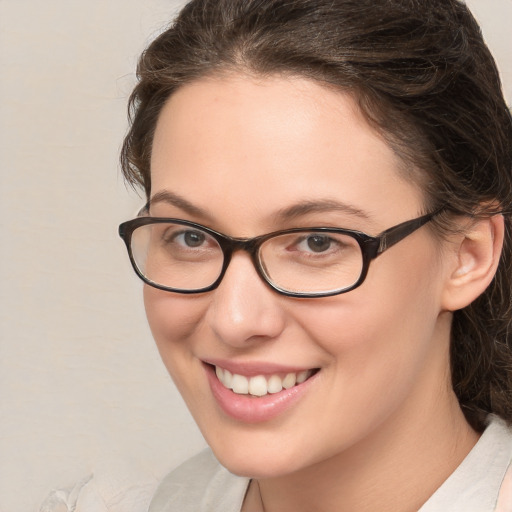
[146,74,454,478]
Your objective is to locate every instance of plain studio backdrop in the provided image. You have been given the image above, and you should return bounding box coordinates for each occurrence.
[0,1,510,511]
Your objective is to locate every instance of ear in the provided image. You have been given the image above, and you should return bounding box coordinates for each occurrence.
[441,214,504,311]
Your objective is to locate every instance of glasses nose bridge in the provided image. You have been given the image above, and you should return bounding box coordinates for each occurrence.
[218,235,264,276]
[221,232,261,254]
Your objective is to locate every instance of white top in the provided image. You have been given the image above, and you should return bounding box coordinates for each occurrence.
[40,416,512,512]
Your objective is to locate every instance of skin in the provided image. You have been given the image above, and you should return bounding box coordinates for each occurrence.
[145,74,487,512]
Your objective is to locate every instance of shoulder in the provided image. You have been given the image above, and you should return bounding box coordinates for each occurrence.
[149,448,250,512]
[39,461,159,512]
[495,416,512,511]
[420,415,512,512]
[496,462,512,512]
[489,417,512,511]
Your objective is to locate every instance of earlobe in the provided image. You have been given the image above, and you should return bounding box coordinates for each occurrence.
[441,214,504,311]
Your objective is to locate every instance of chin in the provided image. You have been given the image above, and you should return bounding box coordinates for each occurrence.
[202,428,315,479]
[215,451,297,479]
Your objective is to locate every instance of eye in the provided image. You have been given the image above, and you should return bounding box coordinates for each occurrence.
[301,234,332,253]
[176,230,207,248]
[296,234,338,254]
[159,226,214,251]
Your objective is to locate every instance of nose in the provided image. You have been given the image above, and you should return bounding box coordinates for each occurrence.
[206,252,286,348]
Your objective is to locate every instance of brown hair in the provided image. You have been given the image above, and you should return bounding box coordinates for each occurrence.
[121,0,512,430]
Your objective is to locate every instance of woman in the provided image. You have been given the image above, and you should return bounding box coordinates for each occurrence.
[44,0,512,510]
[116,1,512,510]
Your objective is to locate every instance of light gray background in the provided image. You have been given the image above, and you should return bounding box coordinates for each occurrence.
[0,1,510,511]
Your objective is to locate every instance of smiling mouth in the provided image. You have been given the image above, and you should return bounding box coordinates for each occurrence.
[213,365,319,397]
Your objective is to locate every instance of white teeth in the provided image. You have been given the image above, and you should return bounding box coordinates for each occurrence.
[267,375,283,394]
[296,370,309,384]
[282,372,297,389]
[215,366,314,397]
[248,375,268,397]
[223,369,233,389]
[231,373,249,394]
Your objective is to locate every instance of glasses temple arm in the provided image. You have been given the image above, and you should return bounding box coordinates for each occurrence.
[377,210,441,254]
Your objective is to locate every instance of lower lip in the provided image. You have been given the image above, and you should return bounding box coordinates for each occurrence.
[204,364,317,423]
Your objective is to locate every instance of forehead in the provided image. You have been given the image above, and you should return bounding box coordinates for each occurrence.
[150,74,424,231]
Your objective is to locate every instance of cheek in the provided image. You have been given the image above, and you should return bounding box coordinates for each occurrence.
[143,286,217,418]
[143,285,207,366]
[293,251,445,402]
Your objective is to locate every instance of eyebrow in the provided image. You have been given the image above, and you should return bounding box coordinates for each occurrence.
[149,190,372,224]
[149,190,210,218]
[275,199,372,223]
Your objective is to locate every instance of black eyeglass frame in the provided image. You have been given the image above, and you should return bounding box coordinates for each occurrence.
[118,209,442,298]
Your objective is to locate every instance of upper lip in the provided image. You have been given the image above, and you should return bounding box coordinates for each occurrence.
[202,358,317,377]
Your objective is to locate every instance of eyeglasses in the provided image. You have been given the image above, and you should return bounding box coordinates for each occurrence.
[118,210,441,298]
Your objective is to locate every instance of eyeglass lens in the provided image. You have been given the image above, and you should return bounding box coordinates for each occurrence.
[129,222,364,294]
